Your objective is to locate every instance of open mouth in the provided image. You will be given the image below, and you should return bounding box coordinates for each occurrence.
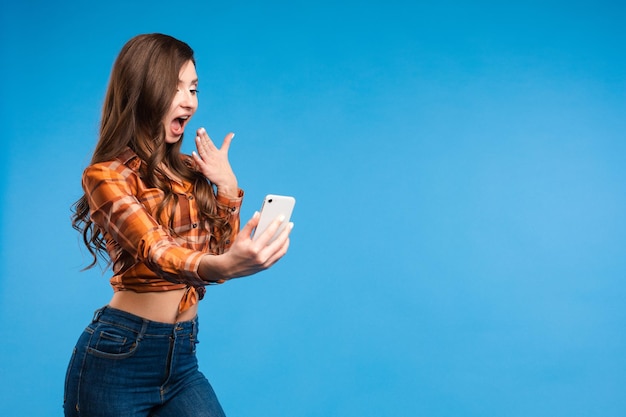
[171,116,190,136]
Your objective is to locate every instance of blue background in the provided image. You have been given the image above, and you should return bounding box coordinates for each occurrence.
[1,1,625,416]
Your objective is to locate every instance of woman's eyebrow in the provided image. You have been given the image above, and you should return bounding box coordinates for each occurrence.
[178,78,199,85]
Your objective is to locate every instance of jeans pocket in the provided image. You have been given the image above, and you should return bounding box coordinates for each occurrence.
[87,324,140,359]
[63,347,77,405]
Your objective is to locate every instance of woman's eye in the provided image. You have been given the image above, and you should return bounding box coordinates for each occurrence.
[176,88,199,95]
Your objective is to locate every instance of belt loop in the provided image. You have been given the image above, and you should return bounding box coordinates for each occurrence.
[92,306,106,323]
[192,316,198,341]
[137,319,148,342]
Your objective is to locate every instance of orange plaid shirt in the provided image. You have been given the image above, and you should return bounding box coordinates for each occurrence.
[83,147,243,313]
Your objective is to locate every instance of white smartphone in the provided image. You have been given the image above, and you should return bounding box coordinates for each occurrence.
[253,194,296,243]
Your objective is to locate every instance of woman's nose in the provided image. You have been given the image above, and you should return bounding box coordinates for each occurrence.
[180,90,197,109]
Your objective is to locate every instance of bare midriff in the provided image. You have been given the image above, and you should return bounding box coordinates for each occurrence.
[108,289,198,324]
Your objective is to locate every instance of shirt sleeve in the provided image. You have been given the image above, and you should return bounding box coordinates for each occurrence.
[83,163,211,287]
[215,190,244,250]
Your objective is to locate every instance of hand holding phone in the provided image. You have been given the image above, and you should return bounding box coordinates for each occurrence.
[253,194,295,243]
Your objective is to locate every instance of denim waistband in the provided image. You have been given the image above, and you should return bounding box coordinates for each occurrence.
[92,305,198,337]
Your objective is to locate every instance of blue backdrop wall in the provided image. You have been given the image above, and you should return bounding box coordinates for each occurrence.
[1,1,624,416]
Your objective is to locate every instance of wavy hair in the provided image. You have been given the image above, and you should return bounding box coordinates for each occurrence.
[72,33,232,269]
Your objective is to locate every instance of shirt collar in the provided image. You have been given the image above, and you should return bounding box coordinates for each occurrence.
[117,147,141,171]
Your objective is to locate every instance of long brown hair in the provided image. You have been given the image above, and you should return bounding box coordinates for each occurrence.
[73,33,232,269]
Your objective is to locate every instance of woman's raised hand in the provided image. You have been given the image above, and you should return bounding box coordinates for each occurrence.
[192,128,239,198]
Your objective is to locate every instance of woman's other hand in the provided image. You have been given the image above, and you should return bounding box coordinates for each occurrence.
[198,211,293,282]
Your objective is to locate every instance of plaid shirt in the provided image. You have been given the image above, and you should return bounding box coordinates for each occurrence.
[83,147,243,312]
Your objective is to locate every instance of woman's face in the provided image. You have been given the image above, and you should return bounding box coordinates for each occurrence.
[163,60,199,144]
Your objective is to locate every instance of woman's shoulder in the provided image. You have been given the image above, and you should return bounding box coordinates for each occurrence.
[86,147,142,175]
[82,148,145,195]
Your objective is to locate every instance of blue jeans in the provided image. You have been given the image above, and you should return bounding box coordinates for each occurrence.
[64,306,226,417]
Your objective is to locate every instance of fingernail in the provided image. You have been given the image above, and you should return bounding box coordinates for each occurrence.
[277,215,285,222]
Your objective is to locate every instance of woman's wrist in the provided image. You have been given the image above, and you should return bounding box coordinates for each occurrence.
[198,253,231,283]
[216,182,239,199]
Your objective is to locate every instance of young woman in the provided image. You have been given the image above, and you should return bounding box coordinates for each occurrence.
[64,33,292,417]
